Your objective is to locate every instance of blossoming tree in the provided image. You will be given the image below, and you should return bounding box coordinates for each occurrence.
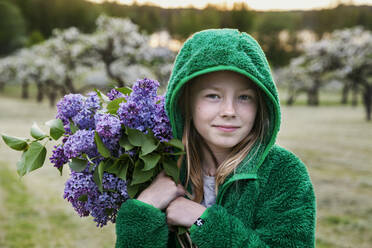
[1,15,175,106]
[277,26,372,120]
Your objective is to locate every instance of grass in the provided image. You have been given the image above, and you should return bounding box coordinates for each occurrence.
[0,161,116,248]
[278,105,372,248]
[0,88,372,247]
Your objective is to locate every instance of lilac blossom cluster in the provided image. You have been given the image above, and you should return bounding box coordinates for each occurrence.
[48,78,173,227]
[63,170,127,227]
[117,78,173,142]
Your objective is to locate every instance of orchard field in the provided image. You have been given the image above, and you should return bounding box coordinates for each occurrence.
[0,89,372,247]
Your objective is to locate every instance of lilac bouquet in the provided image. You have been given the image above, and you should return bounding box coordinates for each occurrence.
[1,78,184,227]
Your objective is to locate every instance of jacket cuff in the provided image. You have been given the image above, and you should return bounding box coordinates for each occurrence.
[189,207,210,233]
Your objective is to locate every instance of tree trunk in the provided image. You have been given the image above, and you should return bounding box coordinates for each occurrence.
[0,81,4,92]
[104,62,125,87]
[22,81,29,99]
[36,82,44,102]
[363,84,372,121]
[351,83,358,107]
[64,76,76,93]
[341,83,349,105]
[307,79,320,106]
[307,88,319,106]
[46,80,57,108]
[286,95,294,106]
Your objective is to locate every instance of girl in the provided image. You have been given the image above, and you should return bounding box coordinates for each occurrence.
[115,29,316,247]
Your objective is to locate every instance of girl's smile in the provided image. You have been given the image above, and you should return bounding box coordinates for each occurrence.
[213,125,239,132]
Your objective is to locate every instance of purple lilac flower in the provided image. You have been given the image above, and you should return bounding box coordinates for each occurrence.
[56,92,101,131]
[72,108,95,130]
[117,100,146,131]
[85,92,101,110]
[107,88,125,101]
[50,145,69,169]
[132,78,159,99]
[95,113,121,138]
[71,92,101,130]
[117,78,167,135]
[64,170,128,227]
[63,130,97,159]
[101,136,120,154]
[151,96,173,142]
[88,173,128,227]
[64,171,98,217]
[56,94,85,122]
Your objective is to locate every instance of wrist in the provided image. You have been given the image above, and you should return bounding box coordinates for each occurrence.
[137,195,158,209]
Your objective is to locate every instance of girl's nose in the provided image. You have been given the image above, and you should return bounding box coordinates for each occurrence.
[220,98,236,117]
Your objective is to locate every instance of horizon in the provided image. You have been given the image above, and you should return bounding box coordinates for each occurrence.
[87,0,372,11]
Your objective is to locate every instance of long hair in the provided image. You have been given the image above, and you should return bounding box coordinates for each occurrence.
[178,74,269,203]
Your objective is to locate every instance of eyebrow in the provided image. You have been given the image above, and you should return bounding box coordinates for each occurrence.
[202,86,255,91]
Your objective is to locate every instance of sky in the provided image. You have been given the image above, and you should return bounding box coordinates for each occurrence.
[88,0,372,10]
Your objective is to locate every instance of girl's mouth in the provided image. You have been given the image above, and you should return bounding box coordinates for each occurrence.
[214,126,239,132]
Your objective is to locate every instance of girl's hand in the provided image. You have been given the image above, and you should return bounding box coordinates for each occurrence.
[137,171,185,210]
[166,197,206,228]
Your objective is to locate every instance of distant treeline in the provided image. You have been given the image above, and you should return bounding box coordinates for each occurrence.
[1,0,372,66]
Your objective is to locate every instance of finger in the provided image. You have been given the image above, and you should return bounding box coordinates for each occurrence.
[157,170,166,178]
[176,184,186,196]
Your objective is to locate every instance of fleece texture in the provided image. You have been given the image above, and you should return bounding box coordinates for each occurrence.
[115,28,316,247]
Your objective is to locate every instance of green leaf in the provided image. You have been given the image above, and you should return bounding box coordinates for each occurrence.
[163,157,179,184]
[116,87,132,95]
[126,127,146,147]
[69,158,87,172]
[126,128,159,155]
[16,150,27,177]
[163,151,186,156]
[140,153,160,171]
[141,131,159,156]
[93,164,103,193]
[45,119,65,140]
[126,184,139,198]
[78,194,88,202]
[119,135,134,150]
[24,141,47,174]
[2,134,28,151]
[104,159,120,175]
[94,132,111,158]
[30,122,47,140]
[131,161,154,185]
[94,89,109,102]
[98,160,105,186]
[165,138,184,151]
[117,161,129,181]
[70,122,78,134]
[107,97,126,114]
[57,165,63,176]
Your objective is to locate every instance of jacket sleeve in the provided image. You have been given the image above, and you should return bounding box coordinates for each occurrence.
[189,155,316,247]
[115,199,169,248]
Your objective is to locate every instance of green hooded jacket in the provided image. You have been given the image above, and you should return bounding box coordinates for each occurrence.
[115,29,316,247]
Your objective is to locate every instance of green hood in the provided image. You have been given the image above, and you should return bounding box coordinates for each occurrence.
[165,28,281,179]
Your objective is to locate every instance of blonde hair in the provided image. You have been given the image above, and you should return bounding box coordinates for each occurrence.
[178,74,269,203]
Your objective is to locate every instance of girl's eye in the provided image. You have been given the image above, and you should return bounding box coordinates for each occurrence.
[206,94,220,99]
[239,95,253,101]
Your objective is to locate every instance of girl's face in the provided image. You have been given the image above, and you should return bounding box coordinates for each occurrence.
[190,71,258,154]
